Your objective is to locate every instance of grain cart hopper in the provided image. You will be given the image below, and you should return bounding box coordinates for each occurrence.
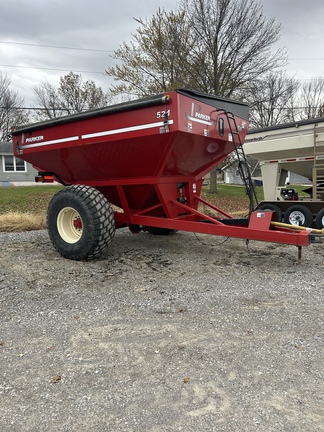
[11,89,321,260]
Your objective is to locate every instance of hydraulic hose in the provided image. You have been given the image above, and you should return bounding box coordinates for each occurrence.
[270,221,324,235]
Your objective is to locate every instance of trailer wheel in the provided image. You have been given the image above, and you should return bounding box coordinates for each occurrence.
[283,205,313,227]
[47,185,115,260]
[146,227,177,235]
[315,208,324,229]
[258,203,282,222]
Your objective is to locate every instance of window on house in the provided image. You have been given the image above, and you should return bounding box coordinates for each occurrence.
[15,158,26,171]
[3,155,27,172]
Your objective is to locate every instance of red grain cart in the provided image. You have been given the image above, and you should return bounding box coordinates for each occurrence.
[12,89,318,260]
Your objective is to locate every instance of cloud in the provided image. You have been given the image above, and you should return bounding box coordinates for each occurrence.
[1,0,177,104]
[261,0,324,78]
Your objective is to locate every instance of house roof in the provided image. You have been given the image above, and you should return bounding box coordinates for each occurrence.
[0,141,12,154]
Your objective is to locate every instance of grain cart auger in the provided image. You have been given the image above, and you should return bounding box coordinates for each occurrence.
[11,89,323,260]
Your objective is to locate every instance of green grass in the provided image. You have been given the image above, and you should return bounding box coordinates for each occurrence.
[203,183,312,200]
[202,183,265,200]
[0,185,63,215]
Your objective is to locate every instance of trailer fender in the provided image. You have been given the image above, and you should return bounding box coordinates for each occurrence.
[47,185,115,260]
[283,204,313,228]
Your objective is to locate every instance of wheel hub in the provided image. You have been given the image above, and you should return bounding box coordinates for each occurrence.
[57,207,83,243]
[73,217,83,230]
[289,211,304,226]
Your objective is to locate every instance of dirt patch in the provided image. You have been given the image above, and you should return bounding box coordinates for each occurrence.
[0,229,323,431]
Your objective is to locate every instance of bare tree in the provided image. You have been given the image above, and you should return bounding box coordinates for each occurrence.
[245,72,300,128]
[33,72,110,121]
[0,72,28,141]
[106,8,194,98]
[58,72,109,114]
[106,0,286,99]
[181,0,287,98]
[318,102,324,118]
[293,78,324,120]
[33,81,61,120]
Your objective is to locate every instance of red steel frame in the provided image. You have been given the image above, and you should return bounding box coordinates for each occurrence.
[12,89,312,247]
[112,180,310,247]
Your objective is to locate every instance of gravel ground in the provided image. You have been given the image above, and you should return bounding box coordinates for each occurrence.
[0,229,323,432]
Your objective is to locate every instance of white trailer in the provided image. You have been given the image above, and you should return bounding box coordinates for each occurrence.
[244,118,324,228]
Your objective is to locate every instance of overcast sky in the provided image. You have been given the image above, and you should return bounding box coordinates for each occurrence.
[1,0,324,106]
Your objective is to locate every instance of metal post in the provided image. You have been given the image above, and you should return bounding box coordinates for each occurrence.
[297,246,302,264]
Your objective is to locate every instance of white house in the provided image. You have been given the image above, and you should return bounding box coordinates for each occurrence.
[0,141,38,185]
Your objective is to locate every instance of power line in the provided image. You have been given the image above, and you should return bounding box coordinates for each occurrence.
[0,40,113,53]
[2,41,324,61]
[279,57,324,61]
[0,106,67,111]
[0,64,105,74]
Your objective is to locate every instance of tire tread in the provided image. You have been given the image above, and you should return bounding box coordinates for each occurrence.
[47,185,115,260]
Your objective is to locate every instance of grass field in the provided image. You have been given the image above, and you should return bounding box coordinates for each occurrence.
[0,185,62,231]
[0,185,63,214]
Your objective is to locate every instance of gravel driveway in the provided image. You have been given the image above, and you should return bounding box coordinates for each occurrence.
[0,229,323,431]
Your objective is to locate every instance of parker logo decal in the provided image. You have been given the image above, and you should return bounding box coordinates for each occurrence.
[185,103,215,126]
[26,135,44,143]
